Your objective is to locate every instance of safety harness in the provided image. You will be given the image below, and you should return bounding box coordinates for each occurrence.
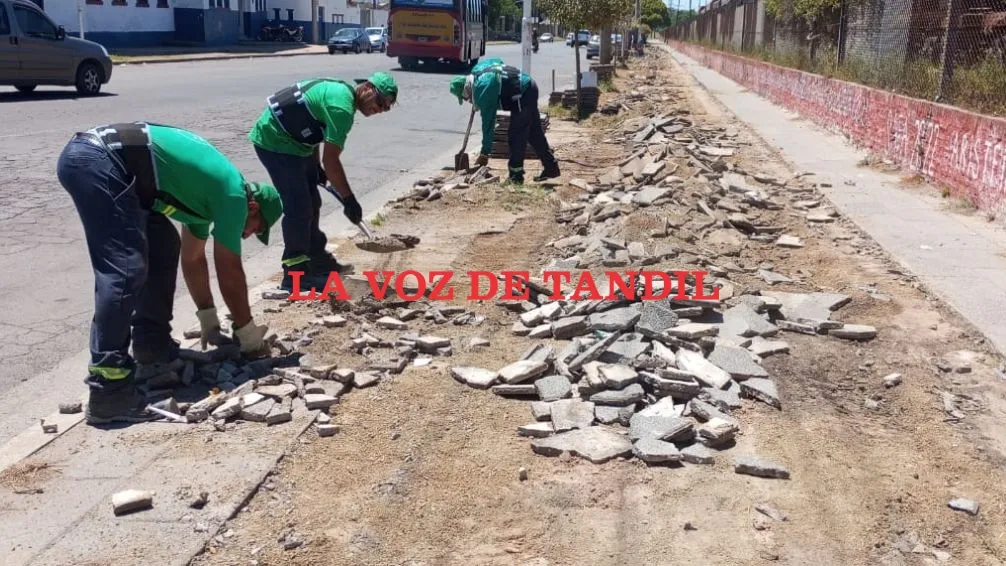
[84,122,204,219]
[266,78,352,146]
[473,64,523,112]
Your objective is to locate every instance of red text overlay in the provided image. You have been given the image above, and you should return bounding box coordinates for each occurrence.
[286,270,720,302]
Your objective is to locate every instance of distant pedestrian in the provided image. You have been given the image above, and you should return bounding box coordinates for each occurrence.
[449,58,560,184]
[57,122,282,424]
[249,72,399,292]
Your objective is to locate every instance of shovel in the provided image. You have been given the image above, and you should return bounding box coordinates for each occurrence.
[320,183,374,240]
[454,104,476,171]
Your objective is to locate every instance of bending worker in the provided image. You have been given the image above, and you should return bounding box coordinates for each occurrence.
[249,72,399,292]
[57,122,283,425]
[449,58,560,184]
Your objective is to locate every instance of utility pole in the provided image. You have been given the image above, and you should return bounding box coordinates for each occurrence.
[521,0,532,74]
[77,0,85,39]
[311,0,319,44]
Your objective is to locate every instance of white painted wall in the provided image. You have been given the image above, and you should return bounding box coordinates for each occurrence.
[264,0,385,25]
[45,1,175,34]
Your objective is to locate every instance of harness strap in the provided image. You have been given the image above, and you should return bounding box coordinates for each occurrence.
[267,78,347,146]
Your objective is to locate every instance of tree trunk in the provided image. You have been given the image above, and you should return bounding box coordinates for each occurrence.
[574,41,582,122]
[600,25,612,64]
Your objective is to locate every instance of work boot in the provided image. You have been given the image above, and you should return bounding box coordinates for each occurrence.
[533,164,561,182]
[309,252,354,276]
[84,374,160,425]
[280,263,332,294]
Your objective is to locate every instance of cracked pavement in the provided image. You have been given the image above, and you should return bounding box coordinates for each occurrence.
[0,44,583,401]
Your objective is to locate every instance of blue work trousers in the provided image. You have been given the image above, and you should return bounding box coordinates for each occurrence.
[253,145,327,266]
[507,79,558,181]
[56,135,180,377]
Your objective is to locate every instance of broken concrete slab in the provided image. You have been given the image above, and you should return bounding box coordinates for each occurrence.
[239,399,275,422]
[416,335,451,353]
[747,336,790,358]
[642,370,702,398]
[59,402,83,414]
[569,331,623,372]
[376,316,408,330]
[518,422,555,438]
[775,235,804,248]
[721,304,779,340]
[492,384,538,397]
[828,324,878,341]
[633,186,672,206]
[498,360,550,384]
[552,316,589,340]
[590,383,646,407]
[534,375,573,402]
[680,443,716,465]
[665,323,719,340]
[762,291,852,322]
[550,399,597,432]
[637,397,685,418]
[256,383,297,400]
[676,349,732,389]
[304,394,337,411]
[734,456,790,479]
[265,397,293,425]
[698,417,739,447]
[353,372,381,388]
[451,366,498,389]
[636,301,679,339]
[948,498,980,516]
[633,438,682,463]
[740,378,781,409]
[531,426,633,464]
[598,364,639,388]
[531,401,552,421]
[708,344,769,379]
[629,414,693,442]
[702,384,743,410]
[587,307,641,332]
[111,489,153,516]
[595,405,621,424]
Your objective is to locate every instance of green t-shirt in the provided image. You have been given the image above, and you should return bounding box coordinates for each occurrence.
[470,59,531,155]
[248,79,358,157]
[147,125,250,256]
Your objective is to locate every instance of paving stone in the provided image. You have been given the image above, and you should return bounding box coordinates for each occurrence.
[641,370,702,398]
[627,242,646,260]
[498,360,550,384]
[595,405,621,424]
[322,315,347,328]
[680,443,716,465]
[376,316,408,330]
[633,186,672,206]
[758,270,793,285]
[552,316,589,339]
[492,384,538,397]
[650,340,677,365]
[763,291,851,321]
[775,235,803,248]
[721,304,779,340]
[518,422,555,438]
[948,498,980,516]
[569,331,622,371]
[550,399,597,432]
[521,344,556,364]
[740,377,782,409]
[531,401,552,421]
[701,383,743,410]
[598,334,651,364]
[316,424,339,437]
[112,489,153,516]
[529,324,553,339]
[451,366,498,389]
[689,398,738,425]
[587,307,641,332]
[354,372,381,388]
[416,335,451,353]
[330,368,355,383]
[629,414,694,442]
[256,383,298,399]
[265,397,293,425]
[633,438,682,463]
[211,397,243,420]
[635,301,679,339]
[734,456,790,479]
[698,417,739,447]
[637,397,685,418]
[665,323,719,340]
[708,343,769,379]
[617,405,637,426]
[590,383,646,406]
[676,349,732,389]
[531,426,634,464]
[534,374,573,402]
[828,324,878,341]
[747,337,791,358]
[239,398,275,422]
[59,402,83,414]
[304,394,338,410]
[512,321,532,336]
[598,364,639,388]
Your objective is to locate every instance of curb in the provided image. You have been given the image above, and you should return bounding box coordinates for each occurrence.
[113,49,330,66]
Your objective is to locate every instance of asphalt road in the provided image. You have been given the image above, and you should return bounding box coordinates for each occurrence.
[0,42,583,401]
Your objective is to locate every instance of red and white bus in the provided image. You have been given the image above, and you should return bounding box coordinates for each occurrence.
[386,0,487,71]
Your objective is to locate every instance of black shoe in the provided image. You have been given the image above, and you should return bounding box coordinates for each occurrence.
[309,252,354,275]
[534,165,561,182]
[84,374,160,425]
[508,175,524,185]
[280,264,332,293]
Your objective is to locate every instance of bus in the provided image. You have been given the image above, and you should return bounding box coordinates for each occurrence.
[386,0,487,71]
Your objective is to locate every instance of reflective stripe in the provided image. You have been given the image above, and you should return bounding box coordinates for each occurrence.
[88,365,131,381]
[161,204,177,216]
[508,166,524,173]
[282,255,310,267]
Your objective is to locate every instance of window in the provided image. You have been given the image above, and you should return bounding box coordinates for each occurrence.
[137,0,150,6]
[13,5,56,39]
[157,0,168,6]
[286,8,293,21]
[273,7,280,20]
[0,6,8,35]
[318,6,324,22]
[331,13,344,23]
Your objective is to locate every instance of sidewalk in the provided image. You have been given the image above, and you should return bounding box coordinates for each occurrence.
[665,45,1006,359]
[110,43,329,65]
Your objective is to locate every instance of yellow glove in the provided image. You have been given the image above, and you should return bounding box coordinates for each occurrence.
[233,319,269,354]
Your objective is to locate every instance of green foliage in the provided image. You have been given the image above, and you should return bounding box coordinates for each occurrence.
[538,0,632,31]
[488,0,520,24]
[640,0,670,31]
[764,0,841,23]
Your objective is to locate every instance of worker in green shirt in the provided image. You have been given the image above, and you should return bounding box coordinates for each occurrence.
[449,58,560,184]
[249,71,399,292]
[56,122,283,425]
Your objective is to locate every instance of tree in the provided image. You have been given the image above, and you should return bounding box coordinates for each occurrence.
[640,0,670,31]
[539,0,633,119]
[488,0,520,30]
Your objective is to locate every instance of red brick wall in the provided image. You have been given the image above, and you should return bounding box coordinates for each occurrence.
[669,41,1006,215]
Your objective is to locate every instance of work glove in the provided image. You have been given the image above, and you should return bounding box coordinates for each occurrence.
[340,193,363,224]
[195,307,232,350]
[475,153,489,167]
[233,318,269,355]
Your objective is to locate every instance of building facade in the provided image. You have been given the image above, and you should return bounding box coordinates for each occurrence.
[43,0,386,48]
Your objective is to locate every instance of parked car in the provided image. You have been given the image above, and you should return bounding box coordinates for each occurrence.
[539,32,553,43]
[365,26,386,52]
[327,27,371,54]
[565,32,574,46]
[0,0,112,95]
[574,29,590,46]
[586,34,600,58]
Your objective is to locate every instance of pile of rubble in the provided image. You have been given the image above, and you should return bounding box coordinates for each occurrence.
[392,165,498,204]
[548,87,601,114]
[488,110,551,160]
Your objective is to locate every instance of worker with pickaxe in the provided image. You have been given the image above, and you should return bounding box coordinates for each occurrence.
[249,71,399,292]
[449,58,560,184]
[57,122,284,425]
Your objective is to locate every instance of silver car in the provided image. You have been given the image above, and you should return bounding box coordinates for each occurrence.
[366,26,385,52]
[0,0,112,95]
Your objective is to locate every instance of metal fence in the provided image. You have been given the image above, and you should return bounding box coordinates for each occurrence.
[667,0,1006,116]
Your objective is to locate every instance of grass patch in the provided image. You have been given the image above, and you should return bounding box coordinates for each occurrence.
[599,78,618,93]
[370,212,387,227]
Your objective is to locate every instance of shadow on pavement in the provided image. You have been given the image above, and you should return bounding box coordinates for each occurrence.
[0,90,117,102]
[109,41,309,57]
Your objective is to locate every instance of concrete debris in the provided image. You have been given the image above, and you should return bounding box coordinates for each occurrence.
[882,373,903,388]
[317,424,339,437]
[534,374,573,402]
[518,422,555,438]
[676,349,732,389]
[58,402,83,414]
[112,489,153,516]
[680,443,716,465]
[948,498,979,516]
[633,438,682,463]
[530,426,634,464]
[734,456,791,479]
[353,372,381,388]
[629,414,693,442]
[452,366,498,389]
[550,399,596,432]
[590,382,646,406]
[708,344,769,379]
[740,378,781,409]
[498,360,549,384]
[828,324,878,341]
